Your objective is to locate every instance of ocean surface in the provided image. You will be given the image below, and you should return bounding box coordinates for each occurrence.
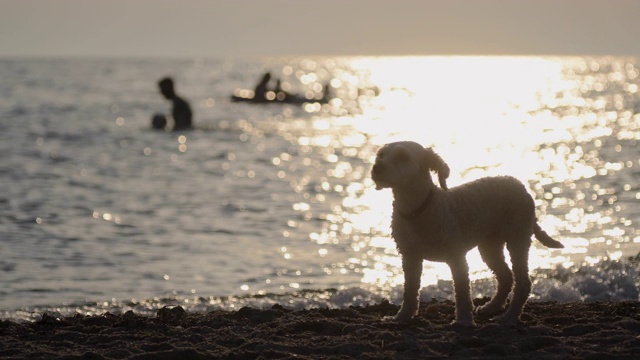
[1,56,639,322]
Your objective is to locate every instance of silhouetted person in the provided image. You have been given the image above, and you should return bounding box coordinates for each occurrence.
[151,113,167,130]
[158,77,192,131]
[274,79,291,101]
[253,72,272,100]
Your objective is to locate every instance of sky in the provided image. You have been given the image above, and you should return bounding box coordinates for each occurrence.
[2,0,640,58]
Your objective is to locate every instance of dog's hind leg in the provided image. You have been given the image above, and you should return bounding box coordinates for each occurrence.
[394,255,423,323]
[496,239,532,324]
[476,240,513,318]
[449,256,475,326]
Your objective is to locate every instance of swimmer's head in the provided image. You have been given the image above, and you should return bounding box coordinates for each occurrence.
[151,113,167,130]
[158,77,175,99]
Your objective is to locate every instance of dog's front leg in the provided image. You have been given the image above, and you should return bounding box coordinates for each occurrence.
[395,255,423,323]
[449,256,475,326]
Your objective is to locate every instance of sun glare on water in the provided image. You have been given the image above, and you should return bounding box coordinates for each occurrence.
[293,56,640,292]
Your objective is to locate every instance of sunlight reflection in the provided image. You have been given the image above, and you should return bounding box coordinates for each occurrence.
[339,57,572,286]
[279,56,640,295]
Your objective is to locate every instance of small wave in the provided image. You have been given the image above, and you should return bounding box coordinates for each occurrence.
[530,253,640,302]
[3,253,639,323]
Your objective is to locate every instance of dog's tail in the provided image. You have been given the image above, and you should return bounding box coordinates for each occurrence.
[534,222,564,248]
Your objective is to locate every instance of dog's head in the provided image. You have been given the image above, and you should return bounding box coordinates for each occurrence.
[371,141,450,191]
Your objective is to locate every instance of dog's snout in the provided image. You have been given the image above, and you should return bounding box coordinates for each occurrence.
[372,162,385,174]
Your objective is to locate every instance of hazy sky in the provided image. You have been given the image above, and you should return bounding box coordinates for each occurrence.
[2,0,640,58]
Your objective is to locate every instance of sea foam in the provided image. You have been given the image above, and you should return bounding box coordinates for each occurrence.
[3,254,638,323]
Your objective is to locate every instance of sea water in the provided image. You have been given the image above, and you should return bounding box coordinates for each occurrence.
[1,56,639,322]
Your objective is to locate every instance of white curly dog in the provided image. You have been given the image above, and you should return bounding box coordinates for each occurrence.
[371,141,563,325]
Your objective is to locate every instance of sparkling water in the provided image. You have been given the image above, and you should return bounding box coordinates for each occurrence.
[1,56,639,321]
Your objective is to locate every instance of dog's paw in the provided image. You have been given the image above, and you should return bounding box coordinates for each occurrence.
[382,315,398,322]
[381,315,410,323]
[476,303,505,318]
[450,318,476,327]
[387,311,414,323]
[492,314,521,326]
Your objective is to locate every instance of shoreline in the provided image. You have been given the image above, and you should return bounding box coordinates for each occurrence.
[1,299,639,359]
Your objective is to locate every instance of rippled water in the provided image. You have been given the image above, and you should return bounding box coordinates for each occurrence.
[1,56,639,321]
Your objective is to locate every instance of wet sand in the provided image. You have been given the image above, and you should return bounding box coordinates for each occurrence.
[1,299,639,359]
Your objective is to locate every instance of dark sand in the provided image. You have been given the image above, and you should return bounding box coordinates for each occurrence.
[1,299,639,359]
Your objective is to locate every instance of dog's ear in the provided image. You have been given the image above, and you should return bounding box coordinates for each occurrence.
[423,148,450,190]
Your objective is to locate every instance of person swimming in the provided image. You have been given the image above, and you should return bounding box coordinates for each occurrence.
[158,77,193,131]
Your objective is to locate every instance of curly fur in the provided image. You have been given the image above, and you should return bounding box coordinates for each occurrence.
[371,141,563,325]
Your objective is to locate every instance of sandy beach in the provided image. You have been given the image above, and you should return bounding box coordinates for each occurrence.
[1,299,639,359]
